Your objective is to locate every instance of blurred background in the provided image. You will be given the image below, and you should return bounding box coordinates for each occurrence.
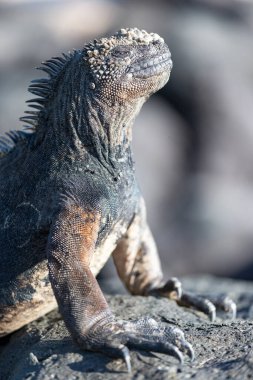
[0,0,253,292]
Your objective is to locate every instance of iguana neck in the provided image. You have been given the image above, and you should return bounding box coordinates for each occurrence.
[36,64,145,174]
[76,94,145,163]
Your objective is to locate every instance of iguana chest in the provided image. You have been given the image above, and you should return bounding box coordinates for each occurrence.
[0,174,139,336]
[0,209,135,337]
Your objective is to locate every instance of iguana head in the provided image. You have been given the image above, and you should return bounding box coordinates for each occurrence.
[83,28,172,102]
[4,28,171,162]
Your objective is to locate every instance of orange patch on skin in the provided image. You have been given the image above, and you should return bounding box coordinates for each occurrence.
[54,205,101,266]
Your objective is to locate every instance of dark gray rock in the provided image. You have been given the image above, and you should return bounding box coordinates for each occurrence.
[0,276,253,380]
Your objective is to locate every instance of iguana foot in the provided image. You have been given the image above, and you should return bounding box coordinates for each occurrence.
[178,291,237,321]
[77,316,194,372]
[149,278,236,321]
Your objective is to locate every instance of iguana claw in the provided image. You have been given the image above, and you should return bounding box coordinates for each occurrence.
[79,316,194,371]
[178,291,236,321]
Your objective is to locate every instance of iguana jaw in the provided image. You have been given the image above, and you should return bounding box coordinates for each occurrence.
[127,51,172,79]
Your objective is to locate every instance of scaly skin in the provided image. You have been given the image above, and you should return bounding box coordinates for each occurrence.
[0,28,236,370]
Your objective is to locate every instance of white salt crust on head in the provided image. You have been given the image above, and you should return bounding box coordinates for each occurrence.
[84,28,165,80]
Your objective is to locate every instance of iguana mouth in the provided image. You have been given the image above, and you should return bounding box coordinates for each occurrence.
[128,52,172,79]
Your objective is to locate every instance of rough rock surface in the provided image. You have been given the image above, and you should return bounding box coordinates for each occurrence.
[0,276,253,380]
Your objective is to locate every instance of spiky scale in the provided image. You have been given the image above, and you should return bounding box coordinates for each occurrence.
[20,115,38,121]
[0,136,12,144]
[0,144,9,153]
[29,87,49,95]
[19,117,37,126]
[0,46,72,158]
[36,66,57,76]
[24,111,39,116]
[27,104,43,111]
[5,132,15,141]
[29,84,49,90]
[44,61,62,71]
[26,98,46,104]
[23,125,36,130]
[6,130,24,144]
[29,83,50,89]
[62,52,70,60]
[31,79,50,84]
[51,56,66,64]
[29,89,48,97]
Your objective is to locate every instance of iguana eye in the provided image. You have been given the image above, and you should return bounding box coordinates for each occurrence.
[111,46,131,58]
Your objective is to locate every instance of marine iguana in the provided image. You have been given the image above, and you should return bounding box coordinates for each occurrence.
[0,28,236,370]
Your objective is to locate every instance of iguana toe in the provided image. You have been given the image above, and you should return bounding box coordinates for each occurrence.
[76,316,194,372]
[178,291,236,321]
[148,280,236,321]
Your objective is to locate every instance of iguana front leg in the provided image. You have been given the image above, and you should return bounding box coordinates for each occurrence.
[112,198,236,323]
[47,203,193,371]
